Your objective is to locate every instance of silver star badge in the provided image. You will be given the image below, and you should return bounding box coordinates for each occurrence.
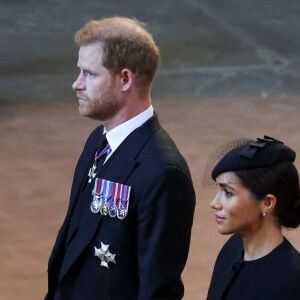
[94,242,116,269]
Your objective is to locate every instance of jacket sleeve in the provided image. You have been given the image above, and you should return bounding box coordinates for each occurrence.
[137,166,195,299]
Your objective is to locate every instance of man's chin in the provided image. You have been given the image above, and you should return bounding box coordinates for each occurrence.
[78,105,90,117]
[78,107,104,121]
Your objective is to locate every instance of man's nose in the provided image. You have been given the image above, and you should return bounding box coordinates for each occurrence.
[72,74,85,90]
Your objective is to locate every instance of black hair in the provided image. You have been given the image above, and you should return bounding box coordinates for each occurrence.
[235,161,300,228]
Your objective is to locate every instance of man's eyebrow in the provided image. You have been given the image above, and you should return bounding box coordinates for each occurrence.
[76,65,95,73]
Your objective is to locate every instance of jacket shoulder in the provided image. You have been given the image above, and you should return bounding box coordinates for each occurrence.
[138,126,191,176]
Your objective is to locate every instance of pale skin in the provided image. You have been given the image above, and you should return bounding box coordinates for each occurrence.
[72,42,152,131]
[210,172,284,261]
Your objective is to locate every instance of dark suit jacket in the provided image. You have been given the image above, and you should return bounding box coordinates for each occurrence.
[207,234,300,300]
[46,114,195,300]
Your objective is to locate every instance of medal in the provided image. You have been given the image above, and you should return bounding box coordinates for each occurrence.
[88,163,97,183]
[91,178,104,214]
[88,144,111,183]
[117,185,131,220]
[94,242,116,269]
[117,207,126,219]
[109,182,120,218]
[90,197,101,214]
[90,177,132,219]
[100,202,109,216]
[100,180,112,216]
[109,205,118,218]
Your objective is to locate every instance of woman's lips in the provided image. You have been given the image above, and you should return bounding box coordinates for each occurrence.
[215,214,225,222]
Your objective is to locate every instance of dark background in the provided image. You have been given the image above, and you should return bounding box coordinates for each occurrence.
[1,0,300,104]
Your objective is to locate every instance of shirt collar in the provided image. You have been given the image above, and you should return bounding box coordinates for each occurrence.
[103,105,154,156]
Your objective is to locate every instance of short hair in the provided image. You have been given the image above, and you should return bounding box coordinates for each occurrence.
[74,17,160,98]
[235,162,300,229]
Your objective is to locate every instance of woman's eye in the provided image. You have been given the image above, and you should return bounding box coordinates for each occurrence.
[224,189,233,197]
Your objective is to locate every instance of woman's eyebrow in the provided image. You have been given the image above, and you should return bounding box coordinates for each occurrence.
[218,182,236,191]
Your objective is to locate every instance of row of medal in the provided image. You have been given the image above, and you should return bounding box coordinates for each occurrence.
[90,178,131,220]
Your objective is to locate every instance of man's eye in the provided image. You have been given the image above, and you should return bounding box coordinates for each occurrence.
[84,70,95,77]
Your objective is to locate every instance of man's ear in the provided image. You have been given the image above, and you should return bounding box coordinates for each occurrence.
[260,194,277,215]
[120,69,134,92]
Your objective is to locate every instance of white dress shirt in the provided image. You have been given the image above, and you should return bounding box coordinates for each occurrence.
[103,105,154,162]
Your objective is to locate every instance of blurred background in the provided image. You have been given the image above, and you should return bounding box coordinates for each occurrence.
[1,1,300,299]
[1,0,300,104]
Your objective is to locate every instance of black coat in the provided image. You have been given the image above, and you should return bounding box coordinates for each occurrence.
[207,234,300,300]
[46,114,195,300]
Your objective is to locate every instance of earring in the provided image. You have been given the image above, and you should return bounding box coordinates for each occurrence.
[262,211,266,217]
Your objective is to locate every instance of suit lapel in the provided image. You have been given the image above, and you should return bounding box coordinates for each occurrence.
[48,129,104,272]
[68,129,107,218]
[59,114,161,281]
[97,113,161,181]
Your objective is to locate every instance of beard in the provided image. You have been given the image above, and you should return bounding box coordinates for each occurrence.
[78,83,125,121]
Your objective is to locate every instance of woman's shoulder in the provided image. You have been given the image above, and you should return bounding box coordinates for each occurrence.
[219,234,243,254]
[282,237,300,254]
[213,234,243,268]
[268,238,300,297]
[277,238,300,271]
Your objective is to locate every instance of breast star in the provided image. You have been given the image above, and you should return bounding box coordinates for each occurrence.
[94,242,116,269]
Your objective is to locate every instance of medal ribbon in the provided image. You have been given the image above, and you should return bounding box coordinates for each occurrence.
[92,178,100,198]
[121,185,128,209]
[101,179,107,205]
[88,143,111,183]
[104,180,113,203]
[95,144,111,160]
[118,184,124,209]
[114,183,121,207]
[92,178,132,217]
[119,184,131,211]
[110,182,116,207]
[93,178,105,198]
[125,186,131,211]
[111,182,120,207]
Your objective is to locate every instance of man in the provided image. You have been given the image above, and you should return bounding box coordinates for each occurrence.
[46,17,195,300]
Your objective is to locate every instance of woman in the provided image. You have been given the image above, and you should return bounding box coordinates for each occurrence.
[205,136,300,300]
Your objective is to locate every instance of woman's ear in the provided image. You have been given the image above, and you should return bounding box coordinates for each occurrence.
[120,68,133,92]
[260,194,277,215]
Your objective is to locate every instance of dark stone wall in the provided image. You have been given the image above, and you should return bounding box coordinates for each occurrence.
[1,0,300,104]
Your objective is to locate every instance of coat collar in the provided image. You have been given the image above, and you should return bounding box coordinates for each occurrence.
[208,234,245,300]
[220,252,244,299]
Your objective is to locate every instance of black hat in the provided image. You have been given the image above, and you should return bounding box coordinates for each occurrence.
[212,136,296,180]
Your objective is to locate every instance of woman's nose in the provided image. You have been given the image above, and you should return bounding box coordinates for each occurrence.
[210,194,222,210]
